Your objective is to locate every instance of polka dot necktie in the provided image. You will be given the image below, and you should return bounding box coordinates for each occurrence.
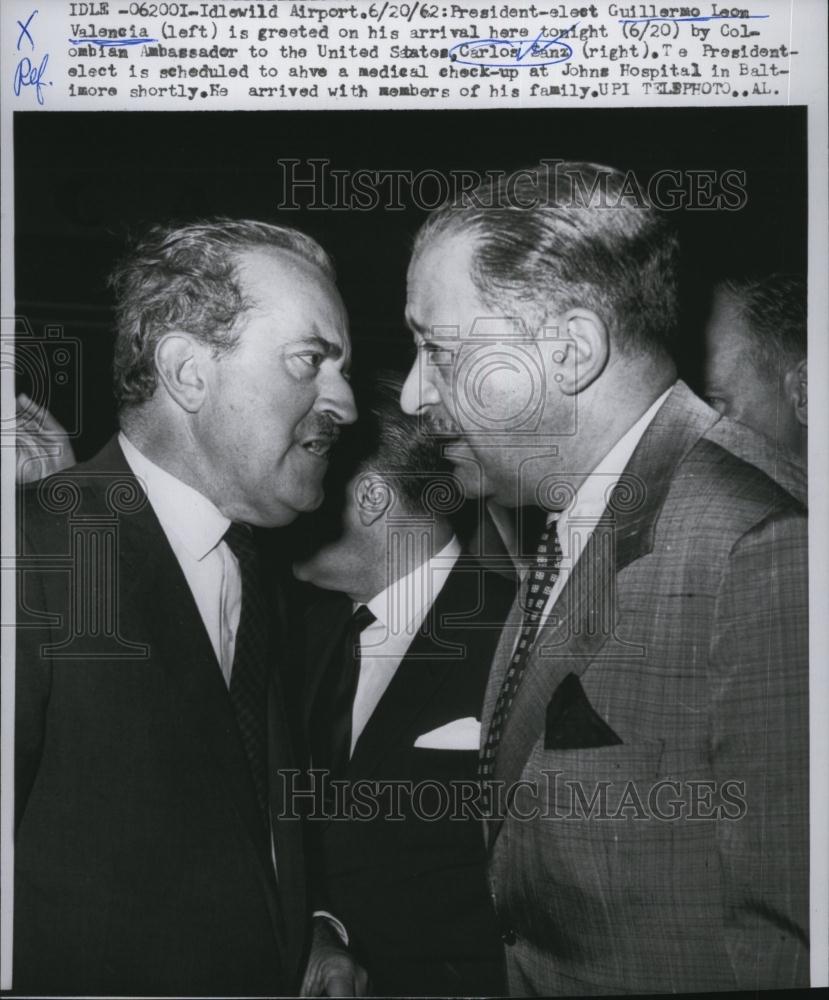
[479,516,563,786]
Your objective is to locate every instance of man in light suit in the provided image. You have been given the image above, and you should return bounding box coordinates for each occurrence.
[399,162,809,994]
[291,373,515,996]
[14,219,366,994]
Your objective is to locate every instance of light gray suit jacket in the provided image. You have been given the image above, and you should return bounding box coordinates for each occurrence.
[482,383,808,996]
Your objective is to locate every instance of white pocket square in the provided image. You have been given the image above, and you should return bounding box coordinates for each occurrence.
[414,717,481,750]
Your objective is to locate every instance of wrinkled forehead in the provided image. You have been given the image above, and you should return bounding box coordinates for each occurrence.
[406,231,485,330]
[704,290,750,352]
[703,294,756,384]
[236,245,349,340]
[408,227,479,286]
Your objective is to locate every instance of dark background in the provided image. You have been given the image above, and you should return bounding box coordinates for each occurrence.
[14,107,807,460]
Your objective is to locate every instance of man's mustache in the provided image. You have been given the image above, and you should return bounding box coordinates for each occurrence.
[421,412,461,438]
[299,414,341,447]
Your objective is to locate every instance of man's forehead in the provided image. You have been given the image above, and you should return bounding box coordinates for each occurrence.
[236,247,346,323]
[406,231,483,331]
[408,230,478,289]
[236,245,340,304]
[236,242,320,274]
[705,297,750,357]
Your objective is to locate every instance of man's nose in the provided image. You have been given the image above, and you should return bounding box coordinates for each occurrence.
[400,353,440,415]
[323,368,358,425]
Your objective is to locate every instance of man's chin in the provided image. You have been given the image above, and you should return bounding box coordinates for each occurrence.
[253,488,324,528]
[292,558,312,583]
[447,457,488,500]
[290,487,325,519]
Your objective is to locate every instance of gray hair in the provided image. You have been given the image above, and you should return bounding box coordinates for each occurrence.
[109,218,335,410]
[413,160,680,356]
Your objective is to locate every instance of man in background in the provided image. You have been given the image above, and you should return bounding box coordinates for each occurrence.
[702,273,807,502]
[15,219,365,995]
[400,161,809,994]
[292,372,514,997]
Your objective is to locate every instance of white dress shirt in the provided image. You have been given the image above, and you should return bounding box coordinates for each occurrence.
[537,386,673,629]
[118,433,313,895]
[119,432,239,684]
[350,535,462,754]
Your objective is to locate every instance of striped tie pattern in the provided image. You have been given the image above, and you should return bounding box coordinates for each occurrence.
[224,522,270,827]
[479,516,563,787]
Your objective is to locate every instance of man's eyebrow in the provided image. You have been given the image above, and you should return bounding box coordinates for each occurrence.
[404,312,453,346]
[297,331,343,360]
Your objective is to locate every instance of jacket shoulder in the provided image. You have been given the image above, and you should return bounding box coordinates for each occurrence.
[660,435,806,547]
[17,458,144,553]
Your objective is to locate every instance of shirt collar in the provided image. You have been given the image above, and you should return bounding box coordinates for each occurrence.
[118,431,230,561]
[554,386,674,531]
[364,534,461,632]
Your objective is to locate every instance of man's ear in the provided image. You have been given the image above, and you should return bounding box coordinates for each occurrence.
[549,309,609,396]
[355,473,393,527]
[790,358,807,427]
[154,333,209,413]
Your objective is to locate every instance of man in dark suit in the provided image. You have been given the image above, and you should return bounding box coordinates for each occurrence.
[399,162,809,994]
[14,219,366,994]
[702,272,807,504]
[291,373,515,997]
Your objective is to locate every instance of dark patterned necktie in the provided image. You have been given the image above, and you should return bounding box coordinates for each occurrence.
[326,604,376,778]
[224,522,270,826]
[479,516,563,785]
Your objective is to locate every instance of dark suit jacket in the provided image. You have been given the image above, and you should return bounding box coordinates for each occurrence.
[14,437,307,995]
[482,383,809,995]
[303,560,515,997]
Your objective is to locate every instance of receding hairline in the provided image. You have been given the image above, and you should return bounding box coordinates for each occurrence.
[232,242,339,286]
[410,218,481,266]
[704,284,785,386]
[708,284,749,329]
[407,226,486,311]
[232,244,346,324]
[405,232,488,343]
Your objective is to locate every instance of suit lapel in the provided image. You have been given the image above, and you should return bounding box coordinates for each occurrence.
[347,558,513,777]
[266,607,306,983]
[302,591,353,730]
[484,383,719,845]
[347,565,475,777]
[86,438,285,945]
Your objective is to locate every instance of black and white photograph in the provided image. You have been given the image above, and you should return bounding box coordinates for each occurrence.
[5,104,815,996]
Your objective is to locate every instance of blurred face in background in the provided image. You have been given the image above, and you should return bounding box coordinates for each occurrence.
[702,287,806,460]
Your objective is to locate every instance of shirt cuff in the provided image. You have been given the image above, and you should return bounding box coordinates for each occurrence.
[313,909,349,947]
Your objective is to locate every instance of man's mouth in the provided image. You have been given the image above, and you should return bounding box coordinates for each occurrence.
[424,414,461,439]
